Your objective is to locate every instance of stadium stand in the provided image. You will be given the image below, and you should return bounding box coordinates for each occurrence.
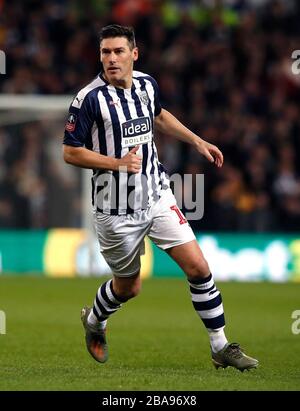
[0,0,300,231]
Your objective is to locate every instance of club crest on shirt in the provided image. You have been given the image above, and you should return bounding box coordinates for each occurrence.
[138,90,149,106]
[65,113,77,132]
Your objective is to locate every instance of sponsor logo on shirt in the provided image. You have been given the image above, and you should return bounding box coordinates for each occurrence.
[121,116,152,147]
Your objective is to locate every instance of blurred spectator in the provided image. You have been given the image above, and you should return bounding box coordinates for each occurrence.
[0,0,300,231]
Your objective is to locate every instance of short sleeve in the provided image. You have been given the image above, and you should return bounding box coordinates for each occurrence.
[63,94,94,147]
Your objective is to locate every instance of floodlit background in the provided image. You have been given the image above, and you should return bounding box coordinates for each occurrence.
[0,0,300,392]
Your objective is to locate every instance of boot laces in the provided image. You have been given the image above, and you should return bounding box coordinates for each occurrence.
[227,343,244,359]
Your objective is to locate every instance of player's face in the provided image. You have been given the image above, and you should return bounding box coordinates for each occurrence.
[100,37,138,87]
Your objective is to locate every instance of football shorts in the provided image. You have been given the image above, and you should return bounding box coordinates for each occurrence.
[94,188,196,277]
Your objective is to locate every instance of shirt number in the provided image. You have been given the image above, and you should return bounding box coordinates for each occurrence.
[170,205,187,225]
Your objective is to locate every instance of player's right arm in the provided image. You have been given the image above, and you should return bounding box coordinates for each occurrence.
[63,145,142,173]
[63,92,141,173]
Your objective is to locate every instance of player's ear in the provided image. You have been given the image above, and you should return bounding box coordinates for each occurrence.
[133,47,138,62]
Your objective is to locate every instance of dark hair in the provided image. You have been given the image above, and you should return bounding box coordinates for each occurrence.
[99,24,136,50]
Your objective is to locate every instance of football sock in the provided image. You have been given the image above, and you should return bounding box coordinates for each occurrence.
[188,273,228,353]
[87,310,107,330]
[88,279,128,330]
[207,328,228,353]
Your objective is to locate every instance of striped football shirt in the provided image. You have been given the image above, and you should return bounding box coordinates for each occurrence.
[63,70,169,215]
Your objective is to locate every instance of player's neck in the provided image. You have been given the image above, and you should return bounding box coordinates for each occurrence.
[104,73,132,90]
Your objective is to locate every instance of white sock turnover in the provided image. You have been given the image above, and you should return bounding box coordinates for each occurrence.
[208,328,228,353]
[87,310,107,331]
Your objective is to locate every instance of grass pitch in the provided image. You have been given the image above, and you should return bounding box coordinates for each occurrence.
[0,277,299,391]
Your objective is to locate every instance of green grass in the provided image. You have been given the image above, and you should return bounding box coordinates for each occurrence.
[0,277,299,391]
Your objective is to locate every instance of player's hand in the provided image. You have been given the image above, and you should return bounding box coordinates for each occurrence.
[117,146,142,173]
[195,140,223,168]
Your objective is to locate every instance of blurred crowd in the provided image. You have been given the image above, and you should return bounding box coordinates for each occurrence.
[1,0,300,231]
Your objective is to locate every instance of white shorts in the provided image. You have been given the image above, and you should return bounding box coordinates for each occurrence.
[94,189,196,277]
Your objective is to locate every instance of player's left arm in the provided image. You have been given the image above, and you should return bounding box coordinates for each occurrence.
[154,108,223,168]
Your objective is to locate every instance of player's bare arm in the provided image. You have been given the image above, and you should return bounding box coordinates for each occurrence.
[154,108,223,168]
[63,145,141,173]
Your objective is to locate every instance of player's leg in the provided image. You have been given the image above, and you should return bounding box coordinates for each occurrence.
[87,272,141,329]
[112,272,142,299]
[149,189,258,371]
[81,211,149,363]
[82,272,141,364]
[166,240,228,355]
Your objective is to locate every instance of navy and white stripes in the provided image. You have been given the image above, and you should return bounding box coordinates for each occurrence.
[189,274,225,330]
[64,70,169,216]
[93,279,127,322]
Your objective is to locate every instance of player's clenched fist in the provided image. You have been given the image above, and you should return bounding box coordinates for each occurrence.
[117,146,142,173]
